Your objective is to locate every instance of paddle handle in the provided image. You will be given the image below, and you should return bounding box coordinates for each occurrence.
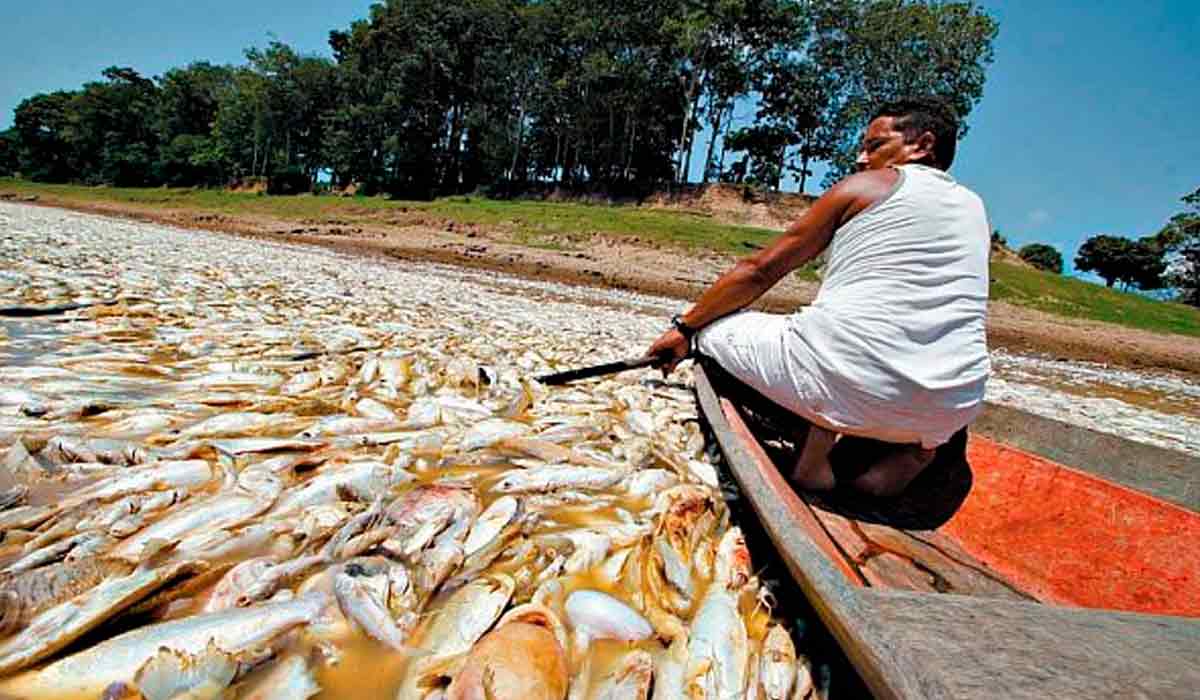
[536,355,665,385]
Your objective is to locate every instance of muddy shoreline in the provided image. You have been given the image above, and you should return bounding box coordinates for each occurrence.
[13,195,1200,378]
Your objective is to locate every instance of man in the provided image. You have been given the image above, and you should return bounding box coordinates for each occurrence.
[647,98,990,497]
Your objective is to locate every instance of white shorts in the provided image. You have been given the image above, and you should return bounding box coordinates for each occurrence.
[695,311,981,448]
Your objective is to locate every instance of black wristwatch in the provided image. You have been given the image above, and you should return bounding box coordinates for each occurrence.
[671,314,698,341]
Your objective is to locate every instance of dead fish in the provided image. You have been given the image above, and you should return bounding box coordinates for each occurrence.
[0,557,134,634]
[685,545,750,699]
[445,612,569,700]
[60,459,212,509]
[175,522,289,563]
[175,371,283,391]
[355,397,397,421]
[760,624,798,700]
[492,466,625,494]
[271,460,394,515]
[411,573,514,659]
[462,496,520,558]
[386,486,480,557]
[298,415,397,438]
[92,411,187,438]
[565,590,653,644]
[204,557,277,613]
[0,505,56,532]
[0,560,204,676]
[41,436,146,466]
[401,398,441,429]
[281,371,322,396]
[6,531,112,574]
[0,485,28,511]
[236,555,329,607]
[0,593,328,699]
[461,419,529,451]
[623,469,679,499]
[229,654,321,700]
[169,412,287,441]
[209,437,326,456]
[129,641,242,700]
[589,649,653,700]
[333,559,413,652]
[652,634,689,700]
[111,493,273,563]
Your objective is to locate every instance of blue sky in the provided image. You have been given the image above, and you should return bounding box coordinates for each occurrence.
[2,1,1197,275]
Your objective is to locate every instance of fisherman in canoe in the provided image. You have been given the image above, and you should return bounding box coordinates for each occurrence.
[648,97,990,497]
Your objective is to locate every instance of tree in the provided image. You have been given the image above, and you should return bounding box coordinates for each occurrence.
[1074,234,1165,291]
[724,124,797,190]
[810,0,998,185]
[12,91,77,182]
[67,67,161,186]
[0,129,16,176]
[156,62,237,185]
[3,0,1001,197]
[1018,243,1063,274]
[1154,187,1200,306]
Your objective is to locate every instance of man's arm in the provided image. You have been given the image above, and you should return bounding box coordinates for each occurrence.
[647,169,898,372]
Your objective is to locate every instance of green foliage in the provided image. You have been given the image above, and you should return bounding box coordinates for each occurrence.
[1,1,998,195]
[1153,186,1200,306]
[989,258,1200,337]
[1074,234,1166,291]
[1018,243,1062,274]
[12,91,76,182]
[0,129,16,176]
[811,0,999,185]
[156,62,237,185]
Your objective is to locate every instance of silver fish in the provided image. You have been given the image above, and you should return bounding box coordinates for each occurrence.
[492,466,625,494]
[0,560,202,676]
[0,593,327,699]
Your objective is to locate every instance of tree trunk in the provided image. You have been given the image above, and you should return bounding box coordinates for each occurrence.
[717,109,732,181]
[261,134,271,178]
[507,99,526,185]
[676,49,700,183]
[702,99,724,184]
[623,114,637,182]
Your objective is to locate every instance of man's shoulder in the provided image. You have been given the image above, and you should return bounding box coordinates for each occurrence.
[835,169,900,199]
[827,169,901,221]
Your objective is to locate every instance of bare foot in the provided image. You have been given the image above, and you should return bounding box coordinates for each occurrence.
[851,445,936,498]
[790,426,838,491]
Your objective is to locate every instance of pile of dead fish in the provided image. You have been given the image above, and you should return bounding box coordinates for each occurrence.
[0,203,816,698]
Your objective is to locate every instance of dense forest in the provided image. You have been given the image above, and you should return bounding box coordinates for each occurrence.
[0,0,998,198]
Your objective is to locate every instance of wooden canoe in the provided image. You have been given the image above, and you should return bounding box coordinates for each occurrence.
[694,364,1200,699]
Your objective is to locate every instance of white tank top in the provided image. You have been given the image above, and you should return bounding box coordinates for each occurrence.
[788,163,990,423]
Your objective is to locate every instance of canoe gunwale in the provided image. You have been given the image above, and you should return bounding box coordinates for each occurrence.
[693,364,1200,700]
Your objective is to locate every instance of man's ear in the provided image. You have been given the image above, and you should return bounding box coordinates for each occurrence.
[913,131,937,165]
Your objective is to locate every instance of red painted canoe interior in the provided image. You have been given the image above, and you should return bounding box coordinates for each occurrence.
[719,399,1200,617]
[947,436,1199,617]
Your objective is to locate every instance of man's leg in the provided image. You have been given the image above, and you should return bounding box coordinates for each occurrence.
[693,312,938,496]
[693,314,840,490]
[849,444,937,498]
[790,424,837,491]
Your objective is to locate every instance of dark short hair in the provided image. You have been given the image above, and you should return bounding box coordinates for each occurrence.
[871,98,960,169]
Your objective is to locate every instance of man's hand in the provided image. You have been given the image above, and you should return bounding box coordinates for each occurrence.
[647,327,691,377]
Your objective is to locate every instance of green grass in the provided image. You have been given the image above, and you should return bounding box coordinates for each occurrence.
[4,178,1197,337]
[990,259,1200,337]
[0,179,778,254]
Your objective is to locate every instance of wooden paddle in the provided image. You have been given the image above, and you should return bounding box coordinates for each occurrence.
[536,354,668,385]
